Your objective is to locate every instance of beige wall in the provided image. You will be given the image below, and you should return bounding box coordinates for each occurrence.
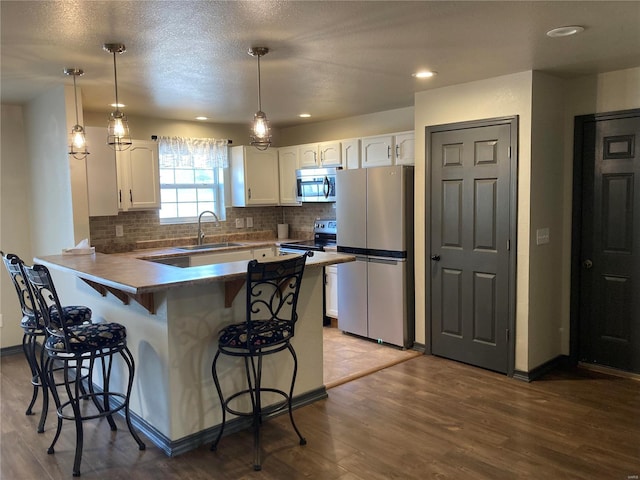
[415,71,534,371]
[83,111,254,147]
[279,106,415,145]
[1,104,31,348]
[528,72,567,368]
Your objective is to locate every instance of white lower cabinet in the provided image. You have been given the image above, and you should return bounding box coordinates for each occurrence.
[189,250,253,267]
[253,247,275,260]
[325,264,338,319]
[188,246,275,267]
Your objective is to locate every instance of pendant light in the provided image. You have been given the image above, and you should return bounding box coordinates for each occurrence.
[64,68,89,160]
[103,43,132,151]
[248,47,272,150]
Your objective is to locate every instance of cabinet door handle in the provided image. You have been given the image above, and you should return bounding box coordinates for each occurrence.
[396,144,400,158]
[387,145,391,159]
[248,188,252,200]
[431,254,441,261]
[129,189,133,203]
[119,189,122,204]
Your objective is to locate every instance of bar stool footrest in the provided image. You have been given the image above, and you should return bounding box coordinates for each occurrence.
[224,387,289,418]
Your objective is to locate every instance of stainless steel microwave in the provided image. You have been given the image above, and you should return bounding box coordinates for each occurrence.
[296,167,338,202]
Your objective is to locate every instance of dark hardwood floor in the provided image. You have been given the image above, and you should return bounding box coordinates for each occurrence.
[2,349,639,479]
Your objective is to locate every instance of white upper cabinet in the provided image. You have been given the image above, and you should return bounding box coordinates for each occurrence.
[116,140,161,211]
[85,126,119,216]
[231,146,279,207]
[394,131,415,165]
[361,134,393,168]
[318,141,342,167]
[298,143,319,168]
[341,138,361,169]
[298,141,342,168]
[85,128,160,215]
[361,131,414,167]
[278,146,301,206]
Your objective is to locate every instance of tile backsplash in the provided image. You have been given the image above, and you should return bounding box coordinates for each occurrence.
[89,204,335,253]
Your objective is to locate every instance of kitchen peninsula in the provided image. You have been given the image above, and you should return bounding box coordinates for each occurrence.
[35,247,354,456]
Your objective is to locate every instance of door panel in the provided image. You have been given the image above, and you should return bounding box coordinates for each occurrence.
[430,121,513,374]
[579,113,640,372]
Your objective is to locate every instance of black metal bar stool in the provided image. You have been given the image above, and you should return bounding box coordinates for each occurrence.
[23,263,145,477]
[211,252,311,470]
[1,252,92,433]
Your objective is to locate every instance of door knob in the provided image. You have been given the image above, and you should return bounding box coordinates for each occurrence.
[431,254,441,261]
[583,259,593,269]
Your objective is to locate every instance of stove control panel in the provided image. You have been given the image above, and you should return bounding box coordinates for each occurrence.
[314,218,337,234]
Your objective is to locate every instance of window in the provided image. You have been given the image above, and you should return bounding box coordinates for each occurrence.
[158,137,228,223]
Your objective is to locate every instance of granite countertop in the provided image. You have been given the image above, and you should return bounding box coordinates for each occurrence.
[35,250,354,295]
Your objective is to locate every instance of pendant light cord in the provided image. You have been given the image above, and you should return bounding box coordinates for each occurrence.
[72,73,80,125]
[256,53,262,111]
[112,51,120,112]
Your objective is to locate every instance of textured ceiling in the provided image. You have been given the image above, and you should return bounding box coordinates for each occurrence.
[1,1,639,128]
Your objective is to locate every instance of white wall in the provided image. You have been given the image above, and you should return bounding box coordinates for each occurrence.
[23,86,76,256]
[0,104,32,348]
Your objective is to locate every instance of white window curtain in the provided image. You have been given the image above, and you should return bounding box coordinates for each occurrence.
[158,136,229,223]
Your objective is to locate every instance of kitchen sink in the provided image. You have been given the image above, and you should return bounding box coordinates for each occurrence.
[175,242,243,251]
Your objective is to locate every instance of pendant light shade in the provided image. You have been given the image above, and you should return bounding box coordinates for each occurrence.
[64,68,89,160]
[103,43,132,151]
[248,47,271,150]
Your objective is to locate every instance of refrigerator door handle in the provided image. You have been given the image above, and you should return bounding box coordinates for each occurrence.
[368,257,399,265]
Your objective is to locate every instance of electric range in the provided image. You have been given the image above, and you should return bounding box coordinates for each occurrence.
[279,218,337,254]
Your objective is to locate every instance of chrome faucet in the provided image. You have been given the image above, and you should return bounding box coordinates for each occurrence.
[197,210,221,245]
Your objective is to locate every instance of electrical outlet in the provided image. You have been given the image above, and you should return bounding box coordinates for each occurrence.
[115,225,124,237]
[246,217,253,228]
[235,218,245,228]
[536,227,550,245]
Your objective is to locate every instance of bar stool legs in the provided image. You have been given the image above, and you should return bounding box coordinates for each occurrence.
[22,331,49,433]
[211,344,307,471]
[45,347,146,477]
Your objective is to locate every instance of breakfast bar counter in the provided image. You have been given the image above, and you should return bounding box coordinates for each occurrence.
[35,250,354,456]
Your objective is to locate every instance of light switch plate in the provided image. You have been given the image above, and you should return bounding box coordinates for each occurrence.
[115,225,124,237]
[536,227,550,245]
[246,217,253,228]
[235,218,245,228]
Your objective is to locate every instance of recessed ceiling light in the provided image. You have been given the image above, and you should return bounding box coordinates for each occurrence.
[412,70,437,79]
[546,25,584,38]
[195,116,208,121]
[299,113,311,118]
[110,103,125,108]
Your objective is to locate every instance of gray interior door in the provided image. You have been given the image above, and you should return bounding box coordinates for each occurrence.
[429,120,514,374]
[579,112,640,373]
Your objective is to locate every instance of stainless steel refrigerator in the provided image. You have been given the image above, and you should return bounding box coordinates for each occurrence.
[336,165,414,348]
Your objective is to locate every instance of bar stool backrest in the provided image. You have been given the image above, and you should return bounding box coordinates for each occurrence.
[245,252,309,340]
[22,264,72,350]
[1,252,39,327]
